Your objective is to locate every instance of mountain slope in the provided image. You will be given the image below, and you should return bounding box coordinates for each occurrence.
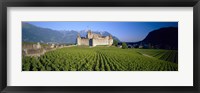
[22,22,63,43]
[22,23,120,44]
[142,27,178,49]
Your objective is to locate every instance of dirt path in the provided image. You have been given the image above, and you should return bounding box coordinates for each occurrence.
[142,54,153,58]
[136,52,153,58]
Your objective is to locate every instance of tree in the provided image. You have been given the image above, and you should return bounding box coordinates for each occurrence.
[113,39,118,46]
[122,42,128,49]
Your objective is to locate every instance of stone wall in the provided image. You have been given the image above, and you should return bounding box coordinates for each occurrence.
[77,37,113,46]
[22,43,41,50]
[93,38,108,46]
[77,38,81,45]
[80,39,89,46]
[108,38,113,46]
[22,43,71,57]
[77,31,113,46]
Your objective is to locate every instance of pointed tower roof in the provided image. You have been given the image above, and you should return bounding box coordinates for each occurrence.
[88,30,92,33]
[77,33,80,38]
[109,35,112,39]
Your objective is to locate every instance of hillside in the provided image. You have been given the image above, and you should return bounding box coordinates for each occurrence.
[142,27,178,50]
[22,23,120,44]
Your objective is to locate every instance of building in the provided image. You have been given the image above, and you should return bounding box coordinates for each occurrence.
[77,30,113,46]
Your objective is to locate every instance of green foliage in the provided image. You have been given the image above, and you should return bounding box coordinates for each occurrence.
[113,39,118,46]
[122,42,128,49]
[22,57,31,71]
[22,46,178,71]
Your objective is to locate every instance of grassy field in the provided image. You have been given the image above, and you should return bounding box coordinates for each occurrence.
[22,46,178,71]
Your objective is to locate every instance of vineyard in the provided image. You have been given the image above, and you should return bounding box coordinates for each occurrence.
[22,46,178,71]
[135,49,178,63]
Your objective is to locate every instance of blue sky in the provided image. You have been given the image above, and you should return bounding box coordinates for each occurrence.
[27,22,178,42]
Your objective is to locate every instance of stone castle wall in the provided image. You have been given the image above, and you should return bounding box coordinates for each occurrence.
[93,38,109,46]
[79,39,89,46]
[77,31,113,46]
[22,43,41,50]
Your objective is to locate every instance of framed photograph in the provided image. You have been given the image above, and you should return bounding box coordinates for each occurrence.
[0,0,199,93]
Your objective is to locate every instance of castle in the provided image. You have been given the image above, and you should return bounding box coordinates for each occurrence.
[77,30,113,46]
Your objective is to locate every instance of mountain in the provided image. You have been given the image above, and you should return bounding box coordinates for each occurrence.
[22,23,79,44]
[142,27,178,50]
[22,23,120,44]
[22,22,63,43]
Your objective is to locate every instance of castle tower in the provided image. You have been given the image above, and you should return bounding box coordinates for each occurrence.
[108,35,113,46]
[77,33,81,38]
[109,35,112,39]
[87,30,93,39]
[36,42,41,49]
[77,33,81,45]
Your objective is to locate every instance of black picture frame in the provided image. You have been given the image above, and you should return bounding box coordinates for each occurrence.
[0,0,199,93]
